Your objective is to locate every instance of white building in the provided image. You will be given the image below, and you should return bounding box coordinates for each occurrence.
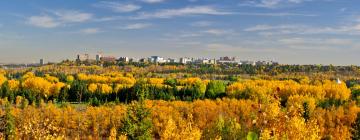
[166,58,177,63]
[240,60,256,65]
[129,58,139,63]
[119,57,130,63]
[255,60,278,65]
[180,57,193,64]
[40,59,44,65]
[77,54,89,61]
[96,54,102,62]
[194,58,216,64]
[216,56,239,64]
[148,56,165,63]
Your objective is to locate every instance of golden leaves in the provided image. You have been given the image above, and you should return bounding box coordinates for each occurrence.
[23,77,53,97]
[22,72,35,80]
[226,79,352,101]
[99,84,113,94]
[7,79,20,91]
[44,74,59,83]
[226,83,245,97]
[88,83,98,93]
[51,82,66,95]
[66,75,74,83]
[0,97,358,139]
[0,74,7,87]
[88,83,113,94]
[322,80,351,100]
[148,78,164,85]
[22,75,65,97]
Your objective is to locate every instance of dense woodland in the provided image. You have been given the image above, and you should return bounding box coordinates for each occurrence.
[0,64,360,139]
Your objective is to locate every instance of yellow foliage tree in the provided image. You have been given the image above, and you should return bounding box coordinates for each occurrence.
[8,79,20,91]
[99,84,113,94]
[88,83,98,93]
[148,78,164,85]
[23,77,53,98]
[66,75,74,83]
[0,74,7,87]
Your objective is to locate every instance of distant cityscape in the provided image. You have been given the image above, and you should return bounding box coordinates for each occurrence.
[0,53,279,69]
[77,53,278,65]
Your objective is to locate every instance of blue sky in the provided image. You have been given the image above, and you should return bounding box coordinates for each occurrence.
[0,0,360,65]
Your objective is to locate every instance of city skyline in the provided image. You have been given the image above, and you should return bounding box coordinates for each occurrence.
[1,0,360,65]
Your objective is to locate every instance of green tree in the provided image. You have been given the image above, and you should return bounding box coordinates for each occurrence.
[120,101,153,140]
[303,102,310,122]
[5,104,15,140]
[205,80,226,99]
[352,112,360,140]
[203,116,243,140]
[246,131,258,140]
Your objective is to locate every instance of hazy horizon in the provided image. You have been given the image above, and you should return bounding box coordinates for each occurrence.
[1,0,360,65]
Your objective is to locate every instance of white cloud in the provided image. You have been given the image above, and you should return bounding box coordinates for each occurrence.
[278,38,354,50]
[141,0,165,3]
[179,33,202,38]
[238,12,316,17]
[339,8,347,12]
[119,23,151,30]
[240,0,314,8]
[203,29,233,35]
[191,21,212,27]
[133,6,231,19]
[80,28,101,34]
[353,24,360,30]
[205,43,278,53]
[279,38,352,45]
[27,10,93,28]
[53,10,92,23]
[94,16,125,22]
[244,24,304,31]
[94,2,141,13]
[244,25,273,31]
[167,28,234,39]
[245,24,360,36]
[206,43,239,52]
[28,15,60,28]
[256,0,282,8]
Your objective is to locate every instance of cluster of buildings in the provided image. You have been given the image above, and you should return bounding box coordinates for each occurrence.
[76,53,278,66]
[77,54,117,63]
[0,61,45,69]
[0,54,278,69]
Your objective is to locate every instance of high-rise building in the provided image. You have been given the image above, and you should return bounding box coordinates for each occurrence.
[77,54,89,61]
[148,56,165,63]
[220,56,235,61]
[119,57,130,63]
[40,59,44,65]
[100,56,116,62]
[96,54,102,62]
[217,56,238,64]
[180,57,192,64]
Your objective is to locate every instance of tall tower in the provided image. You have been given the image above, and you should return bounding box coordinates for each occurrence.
[96,51,103,62]
[96,54,101,62]
[40,59,44,65]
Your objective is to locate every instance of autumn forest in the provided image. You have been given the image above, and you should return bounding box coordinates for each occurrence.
[0,64,360,140]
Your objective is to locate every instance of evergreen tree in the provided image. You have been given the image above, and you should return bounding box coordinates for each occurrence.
[119,101,153,140]
[352,112,360,140]
[5,104,15,140]
[205,80,226,99]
